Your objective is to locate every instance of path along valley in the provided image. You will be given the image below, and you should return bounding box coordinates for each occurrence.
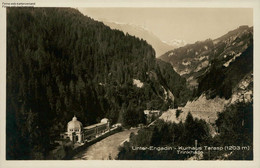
[73,128,139,160]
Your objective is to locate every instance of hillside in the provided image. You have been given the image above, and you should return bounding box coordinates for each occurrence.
[159,26,253,94]
[160,94,229,124]
[159,26,253,141]
[6,8,190,159]
[111,20,253,161]
[197,26,253,99]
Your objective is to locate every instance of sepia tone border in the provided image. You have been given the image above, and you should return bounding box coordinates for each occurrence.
[0,0,260,168]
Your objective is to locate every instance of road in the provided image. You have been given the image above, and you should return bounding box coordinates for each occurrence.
[73,128,139,160]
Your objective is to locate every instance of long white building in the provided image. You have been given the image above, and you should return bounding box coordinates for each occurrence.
[61,116,110,143]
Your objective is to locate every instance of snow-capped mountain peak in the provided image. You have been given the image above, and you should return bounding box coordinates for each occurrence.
[163,39,187,48]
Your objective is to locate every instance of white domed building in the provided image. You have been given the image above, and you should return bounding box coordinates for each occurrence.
[67,116,84,143]
[101,118,109,124]
[60,116,111,144]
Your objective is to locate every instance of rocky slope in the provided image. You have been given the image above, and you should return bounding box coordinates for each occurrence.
[159,26,253,91]
[160,83,253,136]
[160,94,229,124]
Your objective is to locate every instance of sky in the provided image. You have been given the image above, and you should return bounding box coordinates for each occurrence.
[78,8,253,44]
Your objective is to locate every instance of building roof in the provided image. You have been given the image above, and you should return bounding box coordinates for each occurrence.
[101,118,109,123]
[67,116,83,129]
[84,122,107,130]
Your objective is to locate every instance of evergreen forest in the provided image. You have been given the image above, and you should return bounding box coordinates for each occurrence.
[6,8,190,159]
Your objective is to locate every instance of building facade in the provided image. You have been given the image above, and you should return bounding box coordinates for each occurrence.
[144,110,161,123]
[61,116,110,143]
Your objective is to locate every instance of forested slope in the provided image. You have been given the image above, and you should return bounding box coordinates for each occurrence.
[6,8,190,159]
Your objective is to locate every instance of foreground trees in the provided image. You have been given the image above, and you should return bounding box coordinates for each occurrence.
[118,102,253,160]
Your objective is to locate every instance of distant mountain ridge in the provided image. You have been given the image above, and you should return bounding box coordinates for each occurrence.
[159,25,253,99]
[102,21,187,57]
[162,39,187,48]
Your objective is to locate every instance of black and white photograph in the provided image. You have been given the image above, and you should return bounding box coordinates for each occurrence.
[1,0,260,167]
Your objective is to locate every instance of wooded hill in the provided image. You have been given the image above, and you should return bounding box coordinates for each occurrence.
[6,8,190,159]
